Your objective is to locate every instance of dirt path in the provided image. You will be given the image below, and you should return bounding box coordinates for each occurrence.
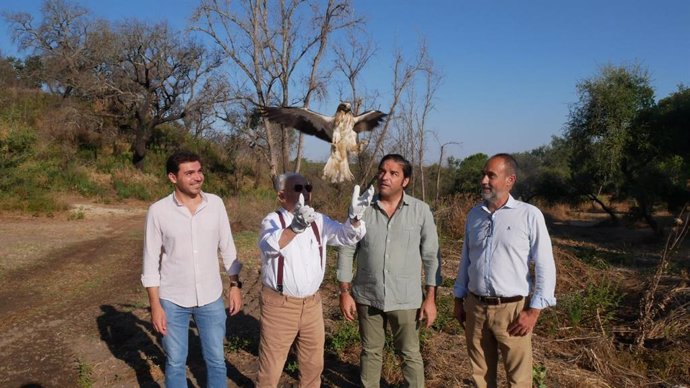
[1,201,640,388]
[0,203,299,388]
[0,205,154,387]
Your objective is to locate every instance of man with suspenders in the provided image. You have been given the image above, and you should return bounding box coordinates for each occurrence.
[257,172,374,387]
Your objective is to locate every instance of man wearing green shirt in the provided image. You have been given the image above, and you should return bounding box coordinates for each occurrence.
[337,153,442,388]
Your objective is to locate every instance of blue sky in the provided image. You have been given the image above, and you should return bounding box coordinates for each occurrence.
[2,0,689,163]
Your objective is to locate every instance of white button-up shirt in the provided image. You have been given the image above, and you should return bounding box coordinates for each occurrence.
[259,208,365,297]
[141,192,241,307]
[454,195,557,309]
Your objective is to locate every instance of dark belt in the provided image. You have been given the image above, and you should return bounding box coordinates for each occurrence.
[471,292,523,305]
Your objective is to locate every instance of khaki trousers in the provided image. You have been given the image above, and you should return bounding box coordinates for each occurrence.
[464,294,532,388]
[357,304,424,388]
[257,286,324,388]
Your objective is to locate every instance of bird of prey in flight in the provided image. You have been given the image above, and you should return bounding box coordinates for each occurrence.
[260,102,387,183]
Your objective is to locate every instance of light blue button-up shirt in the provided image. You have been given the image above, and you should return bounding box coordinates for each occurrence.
[453,195,556,309]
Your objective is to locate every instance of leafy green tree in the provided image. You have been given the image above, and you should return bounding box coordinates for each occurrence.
[513,136,572,203]
[565,64,655,220]
[449,153,487,194]
[621,86,690,230]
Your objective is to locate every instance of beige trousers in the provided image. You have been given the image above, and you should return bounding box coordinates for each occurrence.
[464,293,532,388]
[257,286,324,388]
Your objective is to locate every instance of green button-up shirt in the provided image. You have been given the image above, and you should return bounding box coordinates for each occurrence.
[337,192,442,312]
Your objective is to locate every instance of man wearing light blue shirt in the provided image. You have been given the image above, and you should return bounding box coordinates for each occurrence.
[453,153,556,388]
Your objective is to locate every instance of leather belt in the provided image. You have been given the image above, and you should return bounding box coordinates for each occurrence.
[471,292,523,305]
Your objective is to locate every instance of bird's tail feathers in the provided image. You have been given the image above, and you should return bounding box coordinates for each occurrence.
[322,155,354,183]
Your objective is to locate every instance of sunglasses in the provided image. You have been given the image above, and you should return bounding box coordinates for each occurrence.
[293,184,313,193]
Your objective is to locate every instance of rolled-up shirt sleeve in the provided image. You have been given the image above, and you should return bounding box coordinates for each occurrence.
[337,244,356,283]
[219,202,242,276]
[141,206,163,288]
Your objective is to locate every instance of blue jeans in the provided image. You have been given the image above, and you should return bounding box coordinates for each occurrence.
[160,297,227,388]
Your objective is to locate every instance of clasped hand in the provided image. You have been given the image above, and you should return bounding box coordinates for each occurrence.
[349,184,375,221]
[290,193,316,233]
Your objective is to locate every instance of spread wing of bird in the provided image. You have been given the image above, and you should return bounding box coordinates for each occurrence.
[260,106,334,143]
[353,110,388,133]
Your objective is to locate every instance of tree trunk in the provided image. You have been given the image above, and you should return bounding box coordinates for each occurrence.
[587,193,619,222]
[294,132,304,173]
[131,127,149,170]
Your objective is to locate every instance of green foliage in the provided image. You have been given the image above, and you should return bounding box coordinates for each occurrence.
[284,359,299,373]
[69,206,86,220]
[622,86,690,216]
[448,153,488,194]
[513,137,573,204]
[532,364,547,388]
[225,334,251,353]
[559,280,622,328]
[326,320,360,356]
[566,64,655,194]
[431,293,461,334]
[112,178,153,200]
[0,125,36,171]
[77,360,93,388]
[562,65,690,229]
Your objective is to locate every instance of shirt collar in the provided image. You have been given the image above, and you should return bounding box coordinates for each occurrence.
[481,194,517,213]
[172,191,207,207]
[373,191,409,210]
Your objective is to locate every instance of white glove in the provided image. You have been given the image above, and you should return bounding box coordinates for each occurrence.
[349,184,375,221]
[290,193,316,233]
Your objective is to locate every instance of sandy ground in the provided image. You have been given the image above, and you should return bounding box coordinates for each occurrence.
[2,199,676,387]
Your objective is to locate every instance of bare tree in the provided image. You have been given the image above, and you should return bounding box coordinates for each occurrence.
[192,0,359,179]
[435,140,460,202]
[359,46,428,182]
[369,43,439,200]
[103,20,224,169]
[292,0,361,172]
[4,0,103,97]
[333,29,377,183]
[413,56,442,201]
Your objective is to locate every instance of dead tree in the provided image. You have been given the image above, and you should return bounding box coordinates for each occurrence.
[192,0,359,179]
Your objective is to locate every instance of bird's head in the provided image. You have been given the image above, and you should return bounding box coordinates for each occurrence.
[336,102,352,113]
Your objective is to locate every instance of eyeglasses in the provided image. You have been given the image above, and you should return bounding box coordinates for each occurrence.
[294,184,313,193]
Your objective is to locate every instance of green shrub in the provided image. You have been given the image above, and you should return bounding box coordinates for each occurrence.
[432,293,461,334]
[533,364,547,388]
[559,280,622,329]
[77,360,93,388]
[326,320,360,356]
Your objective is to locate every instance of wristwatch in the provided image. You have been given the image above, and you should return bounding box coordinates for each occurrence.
[229,280,243,289]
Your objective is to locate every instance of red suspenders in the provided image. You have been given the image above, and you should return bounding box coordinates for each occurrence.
[275,210,323,293]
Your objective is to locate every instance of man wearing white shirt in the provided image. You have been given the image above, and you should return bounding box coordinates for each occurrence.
[141,150,243,388]
[257,172,373,388]
[453,153,556,388]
